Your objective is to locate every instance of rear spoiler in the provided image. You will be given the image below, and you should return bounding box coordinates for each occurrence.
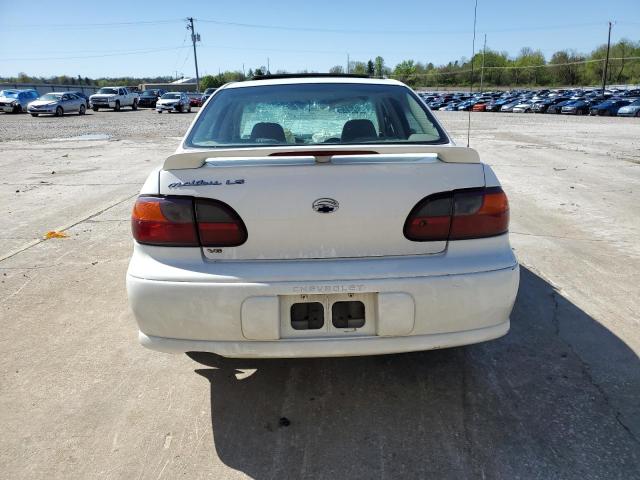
[163,145,480,170]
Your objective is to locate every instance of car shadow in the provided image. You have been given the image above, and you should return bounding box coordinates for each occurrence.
[189,266,640,479]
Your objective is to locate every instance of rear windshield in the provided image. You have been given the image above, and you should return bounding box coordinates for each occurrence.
[161,93,181,99]
[187,83,447,148]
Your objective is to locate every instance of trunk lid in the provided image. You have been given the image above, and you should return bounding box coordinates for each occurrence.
[159,153,486,260]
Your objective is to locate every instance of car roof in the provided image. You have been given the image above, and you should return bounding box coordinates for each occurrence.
[223,76,405,90]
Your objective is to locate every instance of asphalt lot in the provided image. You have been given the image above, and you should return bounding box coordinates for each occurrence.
[1,108,639,479]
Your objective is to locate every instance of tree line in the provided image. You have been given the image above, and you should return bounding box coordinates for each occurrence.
[3,38,638,90]
[199,39,639,89]
[388,39,640,88]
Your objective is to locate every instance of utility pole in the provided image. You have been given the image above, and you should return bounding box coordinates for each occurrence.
[186,17,201,92]
[267,57,270,74]
[347,53,350,74]
[601,21,612,95]
[479,34,487,93]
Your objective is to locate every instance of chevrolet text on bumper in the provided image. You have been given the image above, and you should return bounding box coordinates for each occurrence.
[126,76,519,358]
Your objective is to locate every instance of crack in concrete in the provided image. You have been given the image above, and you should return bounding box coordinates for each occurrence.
[550,289,640,446]
[0,193,137,263]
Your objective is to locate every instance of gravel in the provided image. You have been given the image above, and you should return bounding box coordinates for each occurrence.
[0,107,198,142]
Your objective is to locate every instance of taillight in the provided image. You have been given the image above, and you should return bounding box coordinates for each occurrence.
[132,197,198,246]
[403,194,453,241]
[195,198,247,247]
[449,187,509,240]
[404,187,509,241]
[131,196,247,247]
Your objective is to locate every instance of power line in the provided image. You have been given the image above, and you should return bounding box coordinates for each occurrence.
[0,19,182,30]
[0,46,190,62]
[197,18,609,35]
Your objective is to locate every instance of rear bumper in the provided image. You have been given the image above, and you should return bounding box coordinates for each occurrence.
[127,235,519,358]
[139,321,510,358]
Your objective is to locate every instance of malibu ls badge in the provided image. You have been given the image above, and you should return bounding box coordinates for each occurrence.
[313,198,339,214]
[168,179,245,189]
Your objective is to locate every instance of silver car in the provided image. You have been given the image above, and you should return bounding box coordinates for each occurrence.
[27,92,87,117]
[155,92,191,113]
[0,89,39,113]
[617,99,640,117]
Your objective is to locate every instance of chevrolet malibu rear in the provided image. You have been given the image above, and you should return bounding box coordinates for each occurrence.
[126,76,519,358]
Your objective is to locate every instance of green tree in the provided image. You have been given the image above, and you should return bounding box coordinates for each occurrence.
[367,60,375,76]
[374,56,385,78]
[200,75,223,90]
[393,60,418,85]
[350,61,367,75]
[329,65,344,74]
[549,50,584,86]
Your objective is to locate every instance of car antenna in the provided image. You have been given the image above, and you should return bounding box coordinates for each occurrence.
[467,0,479,148]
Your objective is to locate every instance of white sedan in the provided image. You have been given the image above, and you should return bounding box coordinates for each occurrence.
[155,92,191,113]
[127,76,519,358]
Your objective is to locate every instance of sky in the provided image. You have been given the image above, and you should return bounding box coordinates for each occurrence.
[0,0,638,79]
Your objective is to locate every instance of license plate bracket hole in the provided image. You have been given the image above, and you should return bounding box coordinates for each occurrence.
[332,301,365,329]
[291,302,324,330]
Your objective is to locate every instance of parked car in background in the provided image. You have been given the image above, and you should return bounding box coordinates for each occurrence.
[547,99,574,114]
[512,101,534,113]
[500,99,522,112]
[589,99,631,116]
[532,97,567,113]
[155,91,191,113]
[471,101,488,112]
[127,75,519,358]
[201,87,217,103]
[617,99,640,117]
[187,92,204,107]
[69,91,90,108]
[561,99,592,115]
[487,97,513,112]
[90,86,139,111]
[27,92,87,117]
[138,89,166,108]
[0,89,39,113]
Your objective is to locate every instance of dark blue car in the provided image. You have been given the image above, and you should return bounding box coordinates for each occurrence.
[589,99,632,116]
[547,99,574,114]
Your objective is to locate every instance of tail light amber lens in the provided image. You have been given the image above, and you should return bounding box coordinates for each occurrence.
[132,197,198,246]
[449,187,509,240]
[404,187,509,242]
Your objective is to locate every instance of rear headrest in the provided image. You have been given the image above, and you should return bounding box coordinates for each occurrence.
[341,119,377,142]
[250,122,286,142]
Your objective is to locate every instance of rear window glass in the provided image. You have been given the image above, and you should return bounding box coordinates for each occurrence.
[187,83,446,148]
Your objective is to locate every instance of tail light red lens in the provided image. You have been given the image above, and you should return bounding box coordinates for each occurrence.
[131,196,247,247]
[404,187,509,242]
[132,197,199,246]
[195,199,247,247]
[403,194,453,241]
